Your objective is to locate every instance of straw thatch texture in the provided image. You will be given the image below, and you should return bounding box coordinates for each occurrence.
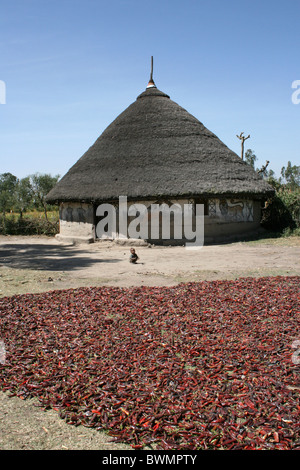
[46,87,274,204]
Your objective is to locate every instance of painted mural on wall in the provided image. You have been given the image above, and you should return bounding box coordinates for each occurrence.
[209,199,253,222]
[60,204,94,224]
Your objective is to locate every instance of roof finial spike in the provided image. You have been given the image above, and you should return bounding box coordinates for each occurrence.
[146,56,156,89]
[150,56,153,81]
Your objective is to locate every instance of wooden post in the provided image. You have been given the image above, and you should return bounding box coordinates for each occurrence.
[236,132,250,160]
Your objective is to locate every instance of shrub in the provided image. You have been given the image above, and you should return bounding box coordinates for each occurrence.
[261,188,300,232]
[0,212,59,236]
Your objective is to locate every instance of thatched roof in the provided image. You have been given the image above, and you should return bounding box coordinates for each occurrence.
[46,82,274,204]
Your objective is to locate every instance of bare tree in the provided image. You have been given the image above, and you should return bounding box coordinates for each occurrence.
[257,160,270,176]
[236,132,250,160]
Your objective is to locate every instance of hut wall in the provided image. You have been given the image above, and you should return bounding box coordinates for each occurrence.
[204,199,261,241]
[56,202,95,243]
[94,197,262,244]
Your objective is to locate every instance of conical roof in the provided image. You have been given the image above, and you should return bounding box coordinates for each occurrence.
[46,81,274,204]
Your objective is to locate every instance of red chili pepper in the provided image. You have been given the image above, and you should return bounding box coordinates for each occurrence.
[0,276,299,450]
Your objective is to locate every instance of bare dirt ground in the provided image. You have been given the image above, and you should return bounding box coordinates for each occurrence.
[0,234,299,450]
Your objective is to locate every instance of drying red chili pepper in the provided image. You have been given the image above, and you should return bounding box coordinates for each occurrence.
[0,276,299,449]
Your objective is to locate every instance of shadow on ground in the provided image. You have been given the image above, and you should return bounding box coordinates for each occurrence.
[0,244,121,272]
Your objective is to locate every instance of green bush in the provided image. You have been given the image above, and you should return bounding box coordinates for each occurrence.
[282,227,300,237]
[0,213,59,236]
[261,188,300,233]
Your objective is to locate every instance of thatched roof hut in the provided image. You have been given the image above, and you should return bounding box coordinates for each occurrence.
[46,62,274,244]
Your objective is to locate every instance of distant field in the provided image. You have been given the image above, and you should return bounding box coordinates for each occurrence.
[5,210,59,220]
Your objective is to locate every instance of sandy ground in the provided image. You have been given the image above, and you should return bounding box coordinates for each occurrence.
[0,234,300,296]
[0,234,299,450]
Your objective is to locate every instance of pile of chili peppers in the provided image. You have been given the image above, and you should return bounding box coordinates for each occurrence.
[0,276,299,450]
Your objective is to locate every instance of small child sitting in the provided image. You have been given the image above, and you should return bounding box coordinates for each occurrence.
[129,248,139,264]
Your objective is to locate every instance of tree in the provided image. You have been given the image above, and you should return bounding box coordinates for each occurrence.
[257,160,270,178]
[236,132,250,160]
[14,177,33,218]
[245,149,257,169]
[244,149,270,177]
[265,169,282,191]
[29,173,60,220]
[281,161,300,190]
[0,172,18,217]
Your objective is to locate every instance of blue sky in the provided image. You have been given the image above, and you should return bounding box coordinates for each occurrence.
[1,0,299,180]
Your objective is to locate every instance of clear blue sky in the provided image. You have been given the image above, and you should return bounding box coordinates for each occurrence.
[1,0,299,180]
